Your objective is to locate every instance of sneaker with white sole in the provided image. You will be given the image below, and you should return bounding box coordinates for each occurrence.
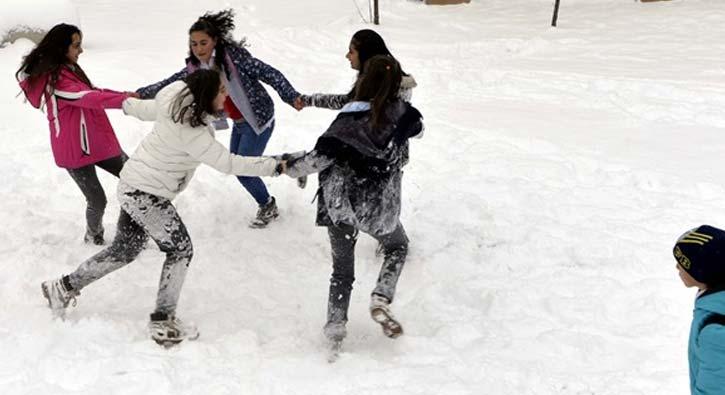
[41,277,80,319]
[148,312,200,347]
[249,196,279,228]
[369,294,403,338]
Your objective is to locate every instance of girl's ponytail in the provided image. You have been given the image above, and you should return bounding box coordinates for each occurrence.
[353,55,402,130]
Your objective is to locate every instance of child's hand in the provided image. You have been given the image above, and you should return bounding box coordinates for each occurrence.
[125,91,140,98]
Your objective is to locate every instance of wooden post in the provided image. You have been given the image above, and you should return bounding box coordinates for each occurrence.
[551,0,561,27]
[374,0,379,25]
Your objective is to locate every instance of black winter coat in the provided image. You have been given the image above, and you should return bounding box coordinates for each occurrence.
[285,100,423,236]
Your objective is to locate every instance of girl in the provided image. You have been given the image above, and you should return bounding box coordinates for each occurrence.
[284,56,423,349]
[41,69,284,346]
[136,9,301,228]
[294,29,417,110]
[294,29,419,257]
[17,23,136,245]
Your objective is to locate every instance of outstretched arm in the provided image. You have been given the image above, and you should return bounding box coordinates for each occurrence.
[284,150,334,178]
[135,68,188,99]
[299,93,351,110]
[122,97,158,122]
[181,124,280,177]
[237,47,300,105]
[53,77,129,110]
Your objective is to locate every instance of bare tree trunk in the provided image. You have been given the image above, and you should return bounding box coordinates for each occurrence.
[374,0,380,25]
[551,0,561,27]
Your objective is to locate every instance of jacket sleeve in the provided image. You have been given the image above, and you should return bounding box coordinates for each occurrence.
[136,68,188,99]
[122,98,158,122]
[180,124,279,177]
[695,324,725,394]
[300,93,351,110]
[53,77,128,110]
[284,149,335,178]
[236,47,300,104]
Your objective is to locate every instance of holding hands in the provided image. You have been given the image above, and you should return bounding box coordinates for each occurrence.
[293,96,305,111]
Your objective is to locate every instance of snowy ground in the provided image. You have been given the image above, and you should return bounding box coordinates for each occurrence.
[2,0,725,394]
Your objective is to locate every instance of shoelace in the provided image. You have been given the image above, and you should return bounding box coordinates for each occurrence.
[64,289,80,308]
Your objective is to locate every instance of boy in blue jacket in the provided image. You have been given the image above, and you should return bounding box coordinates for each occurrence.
[673,225,725,395]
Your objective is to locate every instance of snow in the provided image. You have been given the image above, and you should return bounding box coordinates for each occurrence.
[1,1,78,46]
[1,0,724,394]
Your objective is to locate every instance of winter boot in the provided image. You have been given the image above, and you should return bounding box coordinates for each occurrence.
[148,312,200,347]
[249,196,279,228]
[41,277,80,319]
[84,229,105,246]
[370,294,403,338]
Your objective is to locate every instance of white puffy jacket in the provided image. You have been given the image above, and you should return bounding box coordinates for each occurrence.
[120,81,278,199]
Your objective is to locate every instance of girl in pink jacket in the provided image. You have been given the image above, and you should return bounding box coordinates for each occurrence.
[17,23,135,245]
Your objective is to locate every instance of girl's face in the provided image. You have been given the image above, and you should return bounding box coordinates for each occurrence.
[213,82,228,111]
[190,31,217,64]
[66,32,83,64]
[677,264,707,289]
[346,42,360,70]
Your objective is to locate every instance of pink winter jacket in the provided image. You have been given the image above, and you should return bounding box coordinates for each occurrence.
[18,66,129,169]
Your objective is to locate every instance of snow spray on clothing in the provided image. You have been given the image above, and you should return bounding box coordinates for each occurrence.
[68,182,193,315]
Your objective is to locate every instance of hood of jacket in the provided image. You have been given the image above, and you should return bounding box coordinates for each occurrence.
[401,75,417,91]
[18,71,50,109]
[697,289,725,316]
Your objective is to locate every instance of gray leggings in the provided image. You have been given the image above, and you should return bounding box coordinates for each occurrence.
[66,154,128,237]
[67,183,193,315]
[326,222,408,324]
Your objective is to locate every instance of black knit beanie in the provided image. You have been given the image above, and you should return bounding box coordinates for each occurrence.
[673,225,725,286]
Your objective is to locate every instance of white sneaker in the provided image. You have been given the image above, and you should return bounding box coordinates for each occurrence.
[41,278,79,319]
[149,314,200,347]
[370,294,403,338]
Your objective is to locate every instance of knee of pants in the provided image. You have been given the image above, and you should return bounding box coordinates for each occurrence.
[159,238,194,261]
[113,238,145,264]
[383,240,408,257]
[176,240,194,261]
[331,273,355,288]
[237,175,260,184]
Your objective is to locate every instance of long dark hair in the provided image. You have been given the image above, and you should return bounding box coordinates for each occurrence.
[171,69,222,128]
[187,9,245,70]
[346,29,406,98]
[15,23,92,89]
[354,55,402,130]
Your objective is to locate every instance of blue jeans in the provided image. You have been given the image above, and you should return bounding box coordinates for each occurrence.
[229,120,274,206]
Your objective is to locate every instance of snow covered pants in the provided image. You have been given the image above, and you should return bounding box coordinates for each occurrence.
[66,153,128,238]
[326,222,408,324]
[67,182,193,315]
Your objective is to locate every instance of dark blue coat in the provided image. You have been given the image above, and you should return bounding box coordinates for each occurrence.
[285,100,423,236]
[136,44,299,134]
